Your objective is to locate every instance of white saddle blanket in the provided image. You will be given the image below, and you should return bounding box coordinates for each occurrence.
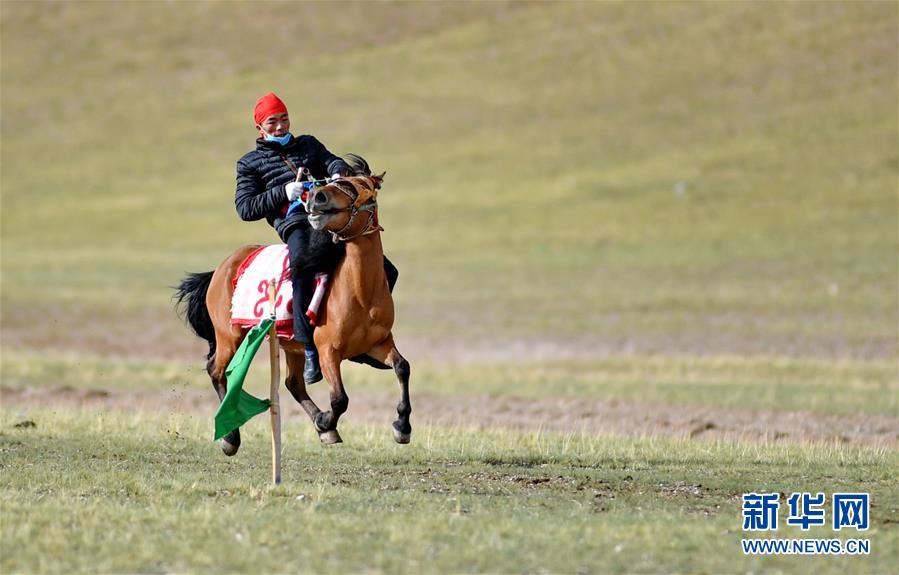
[230,245,294,338]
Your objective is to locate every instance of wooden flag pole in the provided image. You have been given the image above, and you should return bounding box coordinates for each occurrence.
[267,278,282,485]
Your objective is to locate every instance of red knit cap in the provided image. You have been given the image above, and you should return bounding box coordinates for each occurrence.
[253,92,288,126]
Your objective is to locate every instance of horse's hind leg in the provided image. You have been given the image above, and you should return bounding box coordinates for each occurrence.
[207,343,241,456]
[284,351,324,423]
[367,339,412,444]
[387,347,412,444]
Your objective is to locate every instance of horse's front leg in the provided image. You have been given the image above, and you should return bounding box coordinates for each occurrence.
[314,350,348,445]
[284,351,323,424]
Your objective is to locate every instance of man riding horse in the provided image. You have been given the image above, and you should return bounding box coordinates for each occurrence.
[235,92,398,385]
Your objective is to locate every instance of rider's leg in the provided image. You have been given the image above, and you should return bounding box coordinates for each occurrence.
[286,226,323,385]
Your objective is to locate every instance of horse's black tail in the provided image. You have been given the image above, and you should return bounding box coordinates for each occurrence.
[174,271,216,359]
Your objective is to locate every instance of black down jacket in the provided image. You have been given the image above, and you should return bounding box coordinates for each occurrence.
[235,135,351,241]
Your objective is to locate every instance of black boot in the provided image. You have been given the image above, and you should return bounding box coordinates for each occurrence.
[304,345,323,385]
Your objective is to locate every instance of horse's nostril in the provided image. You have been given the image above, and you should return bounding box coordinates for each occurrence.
[314,191,327,205]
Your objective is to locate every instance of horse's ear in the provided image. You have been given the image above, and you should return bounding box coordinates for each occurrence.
[371,171,386,189]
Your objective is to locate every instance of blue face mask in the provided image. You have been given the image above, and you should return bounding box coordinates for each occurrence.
[264,132,292,146]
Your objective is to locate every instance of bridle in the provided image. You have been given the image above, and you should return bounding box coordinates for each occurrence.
[315,178,381,243]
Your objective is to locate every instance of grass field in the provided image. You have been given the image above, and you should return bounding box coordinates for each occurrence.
[1,410,896,574]
[2,1,896,358]
[1,1,897,573]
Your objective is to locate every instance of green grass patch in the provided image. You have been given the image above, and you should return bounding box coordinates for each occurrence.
[1,408,896,574]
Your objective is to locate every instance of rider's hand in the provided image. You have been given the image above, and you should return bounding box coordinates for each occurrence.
[328,173,342,182]
[285,181,303,202]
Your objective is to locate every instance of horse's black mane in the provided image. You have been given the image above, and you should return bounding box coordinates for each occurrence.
[344,153,372,176]
[297,153,372,273]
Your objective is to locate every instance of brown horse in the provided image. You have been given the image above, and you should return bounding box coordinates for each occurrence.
[175,160,411,454]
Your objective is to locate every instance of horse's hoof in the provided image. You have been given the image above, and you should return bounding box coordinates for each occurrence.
[319,430,343,445]
[220,439,240,456]
[393,427,411,444]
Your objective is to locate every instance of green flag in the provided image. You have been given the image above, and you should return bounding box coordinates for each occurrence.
[214,318,274,440]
